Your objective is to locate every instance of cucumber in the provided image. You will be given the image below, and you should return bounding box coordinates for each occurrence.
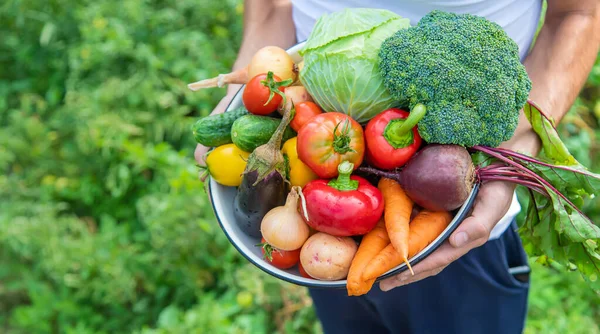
[231,115,296,152]
[192,106,249,147]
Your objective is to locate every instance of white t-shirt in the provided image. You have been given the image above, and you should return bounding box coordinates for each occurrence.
[290,0,543,239]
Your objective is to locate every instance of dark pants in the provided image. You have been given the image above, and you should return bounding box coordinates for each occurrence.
[309,221,530,334]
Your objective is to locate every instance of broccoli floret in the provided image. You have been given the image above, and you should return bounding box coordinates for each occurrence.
[378,10,532,147]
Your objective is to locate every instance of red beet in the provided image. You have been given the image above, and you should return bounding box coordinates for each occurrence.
[359,145,475,211]
[400,145,475,211]
[359,140,582,214]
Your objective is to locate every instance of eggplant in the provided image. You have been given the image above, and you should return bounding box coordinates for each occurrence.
[233,170,285,237]
[232,106,293,238]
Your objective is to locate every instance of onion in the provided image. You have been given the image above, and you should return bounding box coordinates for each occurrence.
[187,46,297,91]
[278,86,314,115]
[260,186,310,251]
[291,61,305,86]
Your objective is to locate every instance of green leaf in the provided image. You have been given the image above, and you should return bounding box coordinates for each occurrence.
[524,101,578,166]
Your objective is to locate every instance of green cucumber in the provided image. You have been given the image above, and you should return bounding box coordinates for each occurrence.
[231,115,296,152]
[192,106,249,147]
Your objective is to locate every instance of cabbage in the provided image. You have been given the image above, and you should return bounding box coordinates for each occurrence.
[299,8,410,123]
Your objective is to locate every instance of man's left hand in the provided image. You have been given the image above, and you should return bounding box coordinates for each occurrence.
[379,180,516,291]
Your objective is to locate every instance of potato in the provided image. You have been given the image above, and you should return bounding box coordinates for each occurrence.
[299,232,358,280]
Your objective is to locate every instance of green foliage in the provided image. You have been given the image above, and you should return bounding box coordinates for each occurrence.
[0,0,599,333]
[0,0,319,333]
[378,10,531,147]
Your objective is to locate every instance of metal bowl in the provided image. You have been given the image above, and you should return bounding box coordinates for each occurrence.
[206,42,479,288]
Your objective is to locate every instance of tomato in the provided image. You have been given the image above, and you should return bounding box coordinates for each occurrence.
[282,137,319,187]
[242,72,292,115]
[297,112,365,179]
[298,261,312,279]
[260,238,300,270]
[290,101,322,132]
[203,144,250,186]
[365,108,422,170]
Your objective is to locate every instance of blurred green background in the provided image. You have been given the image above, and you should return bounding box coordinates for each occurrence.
[1,1,599,333]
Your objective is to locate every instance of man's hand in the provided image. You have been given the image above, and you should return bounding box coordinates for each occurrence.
[194,92,238,167]
[379,181,515,291]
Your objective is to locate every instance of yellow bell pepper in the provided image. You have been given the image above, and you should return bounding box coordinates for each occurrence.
[204,143,250,187]
[282,137,319,187]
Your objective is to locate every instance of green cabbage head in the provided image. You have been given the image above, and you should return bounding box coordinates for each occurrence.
[299,8,410,124]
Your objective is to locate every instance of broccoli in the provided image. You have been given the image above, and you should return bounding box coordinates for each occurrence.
[378,10,532,147]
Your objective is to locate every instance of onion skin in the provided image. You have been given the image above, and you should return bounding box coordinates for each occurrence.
[278,86,314,115]
[260,186,310,251]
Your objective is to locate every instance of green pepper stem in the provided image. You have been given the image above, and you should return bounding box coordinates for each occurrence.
[327,161,359,191]
[384,119,414,149]
[393,103,426,136]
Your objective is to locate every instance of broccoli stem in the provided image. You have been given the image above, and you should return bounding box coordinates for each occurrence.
[394,103,426,136]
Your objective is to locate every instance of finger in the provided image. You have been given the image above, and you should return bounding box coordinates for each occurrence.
[449,182,514,248]
[194,144,209,166]
[380,265,448,291]
[379,241,466,291]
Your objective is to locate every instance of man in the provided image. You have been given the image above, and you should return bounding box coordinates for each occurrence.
[195,1,600,333]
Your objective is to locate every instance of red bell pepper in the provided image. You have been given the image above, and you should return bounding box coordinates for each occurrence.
[302,161,384,237]
[364,107,424,170]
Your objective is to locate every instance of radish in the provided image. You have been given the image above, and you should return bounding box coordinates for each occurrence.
[187,46,297,91]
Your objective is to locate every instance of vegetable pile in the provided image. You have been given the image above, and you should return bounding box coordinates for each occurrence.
[189,9,600,296]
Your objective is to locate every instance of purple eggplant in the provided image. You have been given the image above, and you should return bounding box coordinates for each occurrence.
[233,170,285,237]
[232,106,293,238]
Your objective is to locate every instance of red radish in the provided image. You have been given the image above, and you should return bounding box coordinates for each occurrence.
[187,46,297,91]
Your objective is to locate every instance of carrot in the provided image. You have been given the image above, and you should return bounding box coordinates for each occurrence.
[378,177,414,275]
[361,210,453,281]
[346,219,390,296]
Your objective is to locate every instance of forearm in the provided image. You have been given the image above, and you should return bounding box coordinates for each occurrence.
[226,0,297,96]
[502,1,600,156]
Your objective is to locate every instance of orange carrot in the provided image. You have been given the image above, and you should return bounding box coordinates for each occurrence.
[346,219,390,296]
[378,178,414,274]
[361,210,453,281]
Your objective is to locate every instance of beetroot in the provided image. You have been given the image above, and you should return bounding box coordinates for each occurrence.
[359,143,591,213]
[400,145,475,211]
[360,145,476,211]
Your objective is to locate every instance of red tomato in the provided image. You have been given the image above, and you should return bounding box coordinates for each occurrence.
[298,261,312,279]
[297,112,365,179]
[260,238,300,270]
[290,101,322,132]
[365,108,422,169]
[242,72,290,115]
